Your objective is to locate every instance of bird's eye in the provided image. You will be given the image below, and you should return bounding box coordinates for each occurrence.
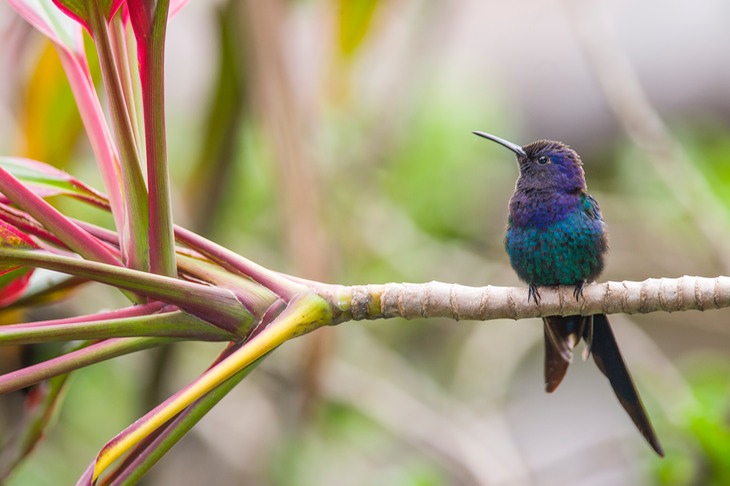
[537,155,549,165]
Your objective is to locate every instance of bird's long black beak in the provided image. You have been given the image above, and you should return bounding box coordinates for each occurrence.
[473,131,526,157]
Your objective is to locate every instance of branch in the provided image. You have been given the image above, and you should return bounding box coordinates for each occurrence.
[321,276,730,323]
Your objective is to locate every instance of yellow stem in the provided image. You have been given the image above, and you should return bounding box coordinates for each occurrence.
[92,291,331,481]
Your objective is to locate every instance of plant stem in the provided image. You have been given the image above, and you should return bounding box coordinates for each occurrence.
[92,290,331,480]
[174,226,305,300]
[0,337,173,394]
[109,16,143,150]
[53,44,126,235]
[0,249,253,335]
[0,166,121,266]
[0,310,232,344]
[88,5,150,272]
[104,350,264,485]
[132,0,176,277]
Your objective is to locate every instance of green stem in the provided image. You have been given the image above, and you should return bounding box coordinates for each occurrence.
[0,337,172,394]
[175,252,280,317]
[137,0,176,277]
[53,43,126,236]
[0,310,232,344]
[88,6,150,272]
[0,249,253,336]
[174,226,305,300]
[109,16,143,150]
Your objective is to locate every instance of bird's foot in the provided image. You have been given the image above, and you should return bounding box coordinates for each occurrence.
[528,284,541,304]
[573,282,585,301]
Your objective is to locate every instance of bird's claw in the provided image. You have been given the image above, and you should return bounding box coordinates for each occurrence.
[528,284,541,304]
[573,282,585,301]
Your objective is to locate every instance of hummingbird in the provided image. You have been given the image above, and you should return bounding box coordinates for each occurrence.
[473,131,663,456]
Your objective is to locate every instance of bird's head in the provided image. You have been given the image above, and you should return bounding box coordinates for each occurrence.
[474,131,587,193]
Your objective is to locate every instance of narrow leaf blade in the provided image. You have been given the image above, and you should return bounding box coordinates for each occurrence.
[9,0,85,49]
[0,157,109,208]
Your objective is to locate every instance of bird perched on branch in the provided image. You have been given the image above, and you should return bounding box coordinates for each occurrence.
[474,130,663,456]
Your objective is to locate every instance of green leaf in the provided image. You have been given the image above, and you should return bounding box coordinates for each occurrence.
[51,0,119,31]
[0,157,109,209]
[51,0,91,29]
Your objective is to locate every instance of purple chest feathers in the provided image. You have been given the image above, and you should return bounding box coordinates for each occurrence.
[508,190,581,229]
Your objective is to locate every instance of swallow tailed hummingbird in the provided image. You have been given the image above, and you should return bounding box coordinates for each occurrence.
[474,131,663,456]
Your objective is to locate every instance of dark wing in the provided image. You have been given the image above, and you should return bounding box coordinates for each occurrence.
[581,314,594,360]
[591,314,664,456]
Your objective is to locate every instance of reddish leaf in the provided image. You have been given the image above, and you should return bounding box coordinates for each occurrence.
[126,0,153,38]
[0,268,34,307]
[114,0,188,25]
[0,220,38,305]
[110,0,125,18]
[0,220,39,253]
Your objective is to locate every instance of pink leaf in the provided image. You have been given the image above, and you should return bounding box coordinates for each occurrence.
[126,0,151,36]
[9,0,127,234]
[8,0,85,50]
[170,0,188,17]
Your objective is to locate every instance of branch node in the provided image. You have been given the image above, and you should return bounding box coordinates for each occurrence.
[350,285,371,320]
[479,286,490,319]
[507,287,518,320]
[449,284,460,321]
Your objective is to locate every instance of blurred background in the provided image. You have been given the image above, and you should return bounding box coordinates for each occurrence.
[1,0,730,484]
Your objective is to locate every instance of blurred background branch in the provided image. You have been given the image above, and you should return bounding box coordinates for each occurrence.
[565,0,730,271]
[241,0,335,418]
